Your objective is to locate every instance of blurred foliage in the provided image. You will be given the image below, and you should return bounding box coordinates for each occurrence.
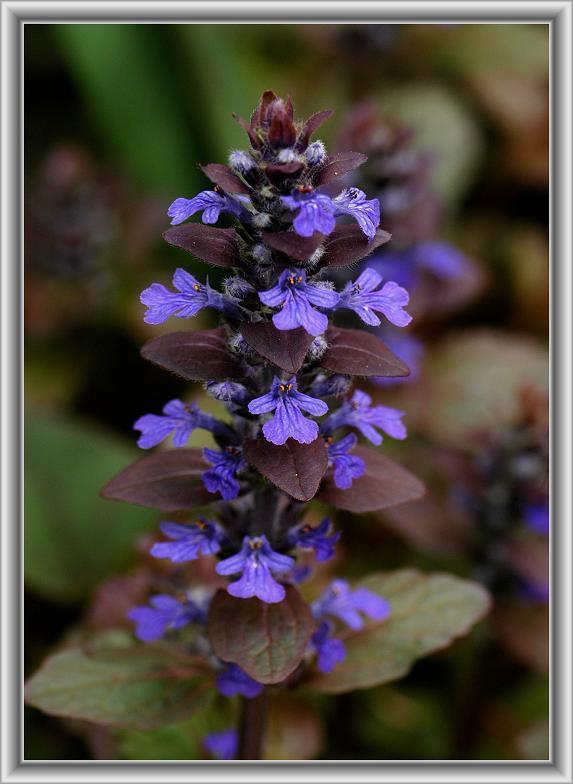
[25,415,155,603]
[24,22,549,762]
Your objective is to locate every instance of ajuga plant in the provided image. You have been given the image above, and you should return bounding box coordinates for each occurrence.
[25,92,490,761]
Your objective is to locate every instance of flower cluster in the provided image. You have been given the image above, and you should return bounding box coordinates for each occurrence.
[101,92,424,726]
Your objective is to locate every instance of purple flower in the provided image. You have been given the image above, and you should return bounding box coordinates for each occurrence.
[523,501,550,535]
[333,187,380,240]
[150,519,224,563]
[167,190,245,225]
[322,389,406,446]
[290,518,340,562]
[203,729,238,760]
[339,268,412,328]
[519,579,550,604]
[133,399,220,449]
[216,664,263,699]
[327,433,365,490]
[259,269,339,337]
[312,579,391,630]
[248,376,328,445]
[311,620,346,674]
[412,241,471,280]
[140,268,230,325]
[281,189,336,236]
[216,534,295,604]
[202,447,247,501]
[127,595,204,642]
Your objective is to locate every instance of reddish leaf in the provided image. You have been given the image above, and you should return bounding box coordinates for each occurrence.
[265,161,306,183]
[268,105,297,148]
[318,446,425,512]
[319,225,392,268]
[162,224,241,268]
[200,163,251,195]
[232,113,261,148]
[313,152,368,186]
[251,90,278,126]
[296,109,334,150]
[241,322,314,374]
[207,586,314,684]
[244,436,328,501]
[262,230,324,262]
[101,450,212,511]
[322,327,409,377]
[141,328,242,381]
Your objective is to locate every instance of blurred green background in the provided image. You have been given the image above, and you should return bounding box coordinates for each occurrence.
[25,23,549,761]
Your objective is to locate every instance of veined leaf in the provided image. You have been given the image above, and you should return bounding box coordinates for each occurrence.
[309,570,490,693]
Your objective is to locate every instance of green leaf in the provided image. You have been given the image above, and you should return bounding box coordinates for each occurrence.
[25,414,155,603]
[309,570,490,694]
[177,26,264,160]
[54,25,199,192]
[117,697,234,760]
[25,638,213,730]
[207,586,314,685]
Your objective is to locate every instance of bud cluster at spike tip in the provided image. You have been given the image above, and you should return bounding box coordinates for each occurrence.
[103,91,428,695]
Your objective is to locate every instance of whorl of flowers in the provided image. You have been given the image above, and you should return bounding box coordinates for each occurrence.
[103,91,424,699]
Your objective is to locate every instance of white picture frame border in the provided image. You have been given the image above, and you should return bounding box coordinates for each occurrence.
[2,2,571,782]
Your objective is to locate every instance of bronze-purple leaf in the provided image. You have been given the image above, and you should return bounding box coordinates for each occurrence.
[265,161,306,183]
[241,322,314,374]
[200,163,251,195]
[207,586,314,684]
[244,436,328,501]
[101,450,213,511]
[322,327,409,378]
[313,152,368,186]
[262,230,324,262]
[163,224,242,268]
[232,113,262,149]
[319,225,392,268]
[296,109,334,151]
[318,446,425,512]
[141,328,242,381]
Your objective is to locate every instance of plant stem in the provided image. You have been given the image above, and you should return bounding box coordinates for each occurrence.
[237,690,268,760]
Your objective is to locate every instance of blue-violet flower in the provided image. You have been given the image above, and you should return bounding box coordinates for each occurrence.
[134,400,220,449]
[312,579,391,630]
[150,519,224,563]
[140,268,231,325]
[248,376,328,445]
[322,389,406,446]
[167,190,245,226]
[259,269,339,337]
[216,663,263,699]
[203,729,238,760]
[202,447,247,501]
[339,268,412,328]
[216,534,295,604]
[290,518,340,562]
[128,595,204,642]
[327,433,366,489]
[311,620,346,674]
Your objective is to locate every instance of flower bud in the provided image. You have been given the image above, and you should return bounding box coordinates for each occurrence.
[306,140,326,165]
[228,150,255,174]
